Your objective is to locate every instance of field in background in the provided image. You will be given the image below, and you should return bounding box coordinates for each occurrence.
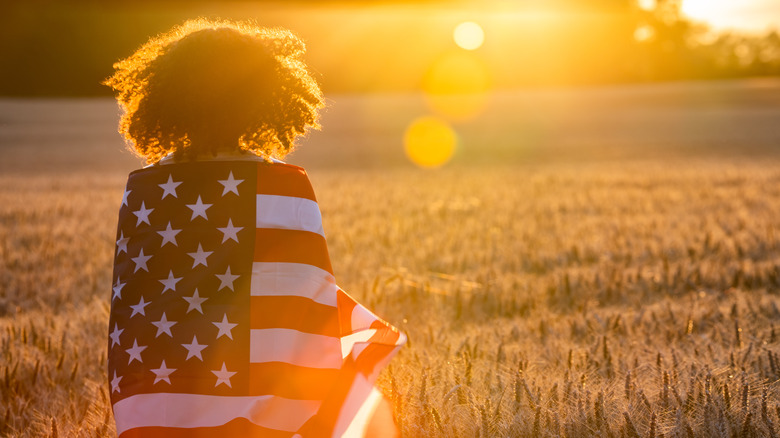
[2,80,780,436]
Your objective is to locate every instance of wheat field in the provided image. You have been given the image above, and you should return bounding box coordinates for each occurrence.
[2,84,780,437]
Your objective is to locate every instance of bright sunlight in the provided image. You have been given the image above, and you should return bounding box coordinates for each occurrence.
[453,21,485,51]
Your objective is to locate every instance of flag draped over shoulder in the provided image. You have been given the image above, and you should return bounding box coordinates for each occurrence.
[108,160,405,438]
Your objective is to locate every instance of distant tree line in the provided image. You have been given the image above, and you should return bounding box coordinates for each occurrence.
[0,0,777,96]
[629,0,780,81]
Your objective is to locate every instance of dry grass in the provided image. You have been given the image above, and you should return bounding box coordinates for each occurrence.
[2,160,780,437]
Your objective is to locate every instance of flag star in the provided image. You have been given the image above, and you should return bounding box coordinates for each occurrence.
[218,171,244,196]
[121,189,131,207]
[150,360,176,385]
[111,371,122,393]
[132,201,154,226]
[109,323,124,348]
[151,312,177,338]
[183,289,208,314]
[215,266,240,291]
[182,335,207,361]
[125,339,147,365]
[159,270,182,294]
[213,314,238,340]
[157,222,182,247]
[112,278,126,301]
[131,248,153,273]
[116,231,130,255]
[186,196,212,221]
[129,296,151,318]
[187,243,212,268]
[217,219,243,244]
[212,362,237,388]
[158,175,182,199]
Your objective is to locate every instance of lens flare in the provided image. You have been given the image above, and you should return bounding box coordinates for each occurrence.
[453,22,485,51]
[423,51,491,120]
[404,117,457,168]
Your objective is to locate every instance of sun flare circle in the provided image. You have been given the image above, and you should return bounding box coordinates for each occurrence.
[453,22,485,51]
[404,117,457,168]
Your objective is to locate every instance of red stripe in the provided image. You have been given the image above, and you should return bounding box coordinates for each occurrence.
[250,296,339,336]
[254,228,332,275]
[257,163,317,201]
[297,359,359,438]
[337,289,358,336]
[353,342,400,376]
[248,362,340,400]
[118,417,293,438]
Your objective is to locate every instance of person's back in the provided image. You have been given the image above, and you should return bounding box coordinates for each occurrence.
[104,19,404,438]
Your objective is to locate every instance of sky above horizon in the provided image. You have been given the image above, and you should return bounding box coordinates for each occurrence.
[679,0,780,35]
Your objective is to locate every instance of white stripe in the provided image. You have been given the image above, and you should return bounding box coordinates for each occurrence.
[251,262,338,306]
[250,329,343,369]
[113,393,320,434]
[333,376,378,438]
[342,386,383,438]
[257,195,324,237]
[340,329,378,360]
[351,304,379,332]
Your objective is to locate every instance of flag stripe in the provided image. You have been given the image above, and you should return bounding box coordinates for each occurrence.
[113,393,320,434]
[334,375,380,438]
[257,195,324,237]
[248,362,340,400]
[257,164,317,201]
[249,329,342,369]
[340,329,378,360]
[250,296,339,336]
[254,229,332,275]
[118,418,293,438]
[250,262,337,306]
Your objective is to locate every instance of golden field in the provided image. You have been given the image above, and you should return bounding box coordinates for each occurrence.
[2,81,780,436]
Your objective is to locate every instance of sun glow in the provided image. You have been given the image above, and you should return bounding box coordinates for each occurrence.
[404,117,457,168]
[422,51,492,120]
[453,22,485,51]
[679,0,779,34]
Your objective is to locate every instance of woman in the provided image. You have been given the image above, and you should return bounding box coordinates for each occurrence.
[104,18,404,438]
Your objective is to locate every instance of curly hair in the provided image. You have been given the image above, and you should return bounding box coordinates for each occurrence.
[104,18,324,164]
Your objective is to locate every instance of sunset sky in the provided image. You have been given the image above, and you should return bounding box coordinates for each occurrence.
[678,0,780,34]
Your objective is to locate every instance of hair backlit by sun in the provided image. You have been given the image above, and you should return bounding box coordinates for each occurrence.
[453,22,485,51]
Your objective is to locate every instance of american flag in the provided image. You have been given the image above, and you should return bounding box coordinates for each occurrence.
[108,160,405,437]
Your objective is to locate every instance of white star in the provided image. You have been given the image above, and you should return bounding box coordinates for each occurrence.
[215,266,240,291]
[150,360,176,385]
[116,231,130,255]
[109,323,123,348]
[157,222,181,247]
[111,371,122,393]
[217,219,243,244]
[213,314,238,340]
[121,189,131,207]
[132,201,154,226]
[187,243,212,268]
[112,278,126,301]
[218,171,244,196]
[151,312,177,338]
[183,289,208,314]
[131,248,152,273]
[129,296,151,318]
[212,362,237,388]
[186,196,212,221]
[125,339,147,365]
[182,335,207,361]
[158,175,182,199]
[158,270,182,294]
